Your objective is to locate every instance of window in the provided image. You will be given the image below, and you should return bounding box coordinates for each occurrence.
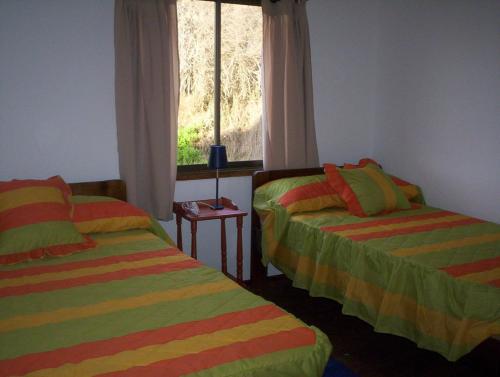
[177,0,263,178]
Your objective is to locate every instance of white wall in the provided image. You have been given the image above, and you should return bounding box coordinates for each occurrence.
[0,0,118,182]
[308,0,379,165]
[373,0,500,223]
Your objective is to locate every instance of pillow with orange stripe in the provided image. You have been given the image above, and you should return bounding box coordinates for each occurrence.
[71,195,152,233]
[345,158,424,203]
[324,163,411,217]
[0,177,95,265]
[255,175,345,214]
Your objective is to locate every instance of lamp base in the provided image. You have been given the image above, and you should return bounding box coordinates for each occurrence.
[212,204,224,210]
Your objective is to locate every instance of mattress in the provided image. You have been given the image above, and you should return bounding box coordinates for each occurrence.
[0,229,331,377]
[258,204,500,361]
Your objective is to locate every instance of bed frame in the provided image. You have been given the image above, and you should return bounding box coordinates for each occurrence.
[250,167,323,286]
[69,179,127,201]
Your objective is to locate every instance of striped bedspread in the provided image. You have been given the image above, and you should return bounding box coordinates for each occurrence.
[0,229,331,377]
[259,204,500,361]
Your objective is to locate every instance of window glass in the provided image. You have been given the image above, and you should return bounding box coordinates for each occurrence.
[177,0,262,166]
[221,2,262,162]
[178,0,214,165]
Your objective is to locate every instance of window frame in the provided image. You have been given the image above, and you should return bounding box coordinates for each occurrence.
[177,0,264,180]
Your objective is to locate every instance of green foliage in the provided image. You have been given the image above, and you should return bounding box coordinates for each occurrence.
[177,125,205,165]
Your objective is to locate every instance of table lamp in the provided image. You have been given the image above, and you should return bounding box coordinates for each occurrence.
[208,144,228,210]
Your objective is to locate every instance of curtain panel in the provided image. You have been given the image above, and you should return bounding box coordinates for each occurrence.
[115,0,179,220]
[262,0,318,170]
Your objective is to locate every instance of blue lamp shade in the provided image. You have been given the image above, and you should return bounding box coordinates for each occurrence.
[208,145,228,169]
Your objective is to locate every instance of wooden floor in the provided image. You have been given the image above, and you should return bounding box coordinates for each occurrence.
[247,276,499,377]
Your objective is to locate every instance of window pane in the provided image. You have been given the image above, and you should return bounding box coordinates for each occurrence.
[177,0,263,166]
[177,0,214,165]
[221,3,262,162]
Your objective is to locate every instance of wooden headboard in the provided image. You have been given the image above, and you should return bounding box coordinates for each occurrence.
[250,167,323,286]
[69,180,127,201]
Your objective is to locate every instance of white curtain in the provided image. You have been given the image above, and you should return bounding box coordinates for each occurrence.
[115,0,179,220]
[261,0,319,170]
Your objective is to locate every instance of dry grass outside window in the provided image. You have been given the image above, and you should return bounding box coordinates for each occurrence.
[177,0,262,165]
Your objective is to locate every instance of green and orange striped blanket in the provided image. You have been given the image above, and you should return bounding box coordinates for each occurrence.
[255,201,500,361]
[0,229,331,377]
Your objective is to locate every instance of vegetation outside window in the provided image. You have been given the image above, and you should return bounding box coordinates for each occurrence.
[177,0,263,177]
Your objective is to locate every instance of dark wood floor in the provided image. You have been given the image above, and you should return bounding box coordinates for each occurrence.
[247,276,499,377]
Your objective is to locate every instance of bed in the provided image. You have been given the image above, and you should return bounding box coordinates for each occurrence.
[251,167,500,362]
[0,178,331,377]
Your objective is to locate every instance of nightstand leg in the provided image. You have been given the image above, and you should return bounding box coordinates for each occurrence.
[175,212,183,251]
[221,218,227,275]
[236,216,243,282]
[190,220,197,259]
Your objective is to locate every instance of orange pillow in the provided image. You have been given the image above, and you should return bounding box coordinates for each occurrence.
[71,195,152,234]
[0,177,95,265]
[343,158,381,169]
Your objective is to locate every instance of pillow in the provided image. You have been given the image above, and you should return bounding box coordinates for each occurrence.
[324,162,411,217]
[254,175,345,214]
[0,177,95,265]
[344,158,381,169]
[389,175,423,203]
[71,195,152,233]
[346,158,424,202]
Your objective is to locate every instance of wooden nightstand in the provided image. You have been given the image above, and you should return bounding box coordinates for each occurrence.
[173,197,247,283]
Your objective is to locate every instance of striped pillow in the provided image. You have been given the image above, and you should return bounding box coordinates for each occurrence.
[346,158,424,203]
[71,195,152,234]
[324,163,411,217]
[256,175,345,214]
[0,177,95,265]
[389,175,424,203]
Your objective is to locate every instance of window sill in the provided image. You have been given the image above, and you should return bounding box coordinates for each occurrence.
[176,162,263,181]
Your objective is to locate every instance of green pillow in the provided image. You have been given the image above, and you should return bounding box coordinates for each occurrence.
[324,163,411,217]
